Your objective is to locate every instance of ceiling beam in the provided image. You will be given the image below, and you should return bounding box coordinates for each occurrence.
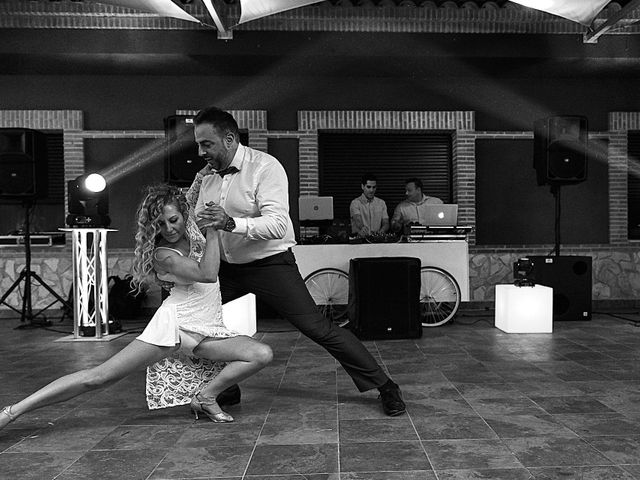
[584,0,640,43]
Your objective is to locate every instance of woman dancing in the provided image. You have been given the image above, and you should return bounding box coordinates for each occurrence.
[1,184,272,430]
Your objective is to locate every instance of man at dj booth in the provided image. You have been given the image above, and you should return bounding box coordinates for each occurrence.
[391,177,443,233]
[349,174,389,238]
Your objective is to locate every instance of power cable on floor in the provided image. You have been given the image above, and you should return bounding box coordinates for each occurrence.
[452,317,494,326]
[593,311,640,326]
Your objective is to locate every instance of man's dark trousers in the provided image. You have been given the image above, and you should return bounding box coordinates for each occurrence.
[218,249,389,392]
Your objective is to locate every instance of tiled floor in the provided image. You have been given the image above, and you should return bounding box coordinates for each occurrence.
[3,312,640,479]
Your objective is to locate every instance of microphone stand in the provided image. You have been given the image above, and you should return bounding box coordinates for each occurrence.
[0,199,71,328]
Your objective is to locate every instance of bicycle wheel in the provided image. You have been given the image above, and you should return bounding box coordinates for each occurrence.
[304,268,350,327]
[420,266,461,327]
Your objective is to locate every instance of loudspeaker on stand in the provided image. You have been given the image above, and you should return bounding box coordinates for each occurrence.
[0,128,48,199]
[533,116,588,186]
[164,115,205,187]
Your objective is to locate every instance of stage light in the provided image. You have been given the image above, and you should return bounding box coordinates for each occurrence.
[513,257,535,287]
[66,173,111,228]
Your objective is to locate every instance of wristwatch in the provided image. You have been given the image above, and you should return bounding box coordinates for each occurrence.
[223,216,236,232]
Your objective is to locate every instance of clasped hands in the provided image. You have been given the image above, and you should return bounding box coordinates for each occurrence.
[196,201,229,232]
[195,164,231,231]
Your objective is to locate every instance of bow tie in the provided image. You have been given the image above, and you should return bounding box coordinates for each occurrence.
[217,166,239,178]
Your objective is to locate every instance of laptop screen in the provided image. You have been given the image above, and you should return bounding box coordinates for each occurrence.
[423,204,458,226]
[298,196,334,221]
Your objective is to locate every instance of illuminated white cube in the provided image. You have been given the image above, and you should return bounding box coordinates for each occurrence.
[495,284,553,333]
[222,293,257,336]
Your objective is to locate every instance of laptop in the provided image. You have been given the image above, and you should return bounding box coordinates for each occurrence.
[298,196,334,221]
[423,204,458,227]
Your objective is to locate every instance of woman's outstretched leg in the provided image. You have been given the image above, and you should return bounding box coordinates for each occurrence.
[1,340,175,429]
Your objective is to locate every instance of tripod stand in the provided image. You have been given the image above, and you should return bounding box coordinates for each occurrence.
[550,184,562,257]
[0,199,70,328]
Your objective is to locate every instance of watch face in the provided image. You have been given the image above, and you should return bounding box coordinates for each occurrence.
[225,217,235,231]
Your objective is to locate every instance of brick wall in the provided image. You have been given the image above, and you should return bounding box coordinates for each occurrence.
[2,108,640,311]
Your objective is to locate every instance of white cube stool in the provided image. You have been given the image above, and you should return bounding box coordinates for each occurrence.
[222,293,257,336]
[495,284,553,333]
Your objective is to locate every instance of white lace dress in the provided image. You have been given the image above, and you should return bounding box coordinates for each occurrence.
[139,217,236,409]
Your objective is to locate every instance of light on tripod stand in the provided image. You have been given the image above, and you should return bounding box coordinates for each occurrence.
[66,173,111,228]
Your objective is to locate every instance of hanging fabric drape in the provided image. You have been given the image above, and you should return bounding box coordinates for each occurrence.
[237,0,324,25]
[96,0,200,23]
[510,0,611,26]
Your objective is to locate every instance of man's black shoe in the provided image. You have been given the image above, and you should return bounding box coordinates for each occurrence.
[378,383,406,416]
[216,384,241,406]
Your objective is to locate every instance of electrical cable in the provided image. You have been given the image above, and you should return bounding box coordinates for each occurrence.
[593,311,640,325]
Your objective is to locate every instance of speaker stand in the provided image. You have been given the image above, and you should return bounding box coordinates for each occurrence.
[550,184,562,257]
[0,199,71,329]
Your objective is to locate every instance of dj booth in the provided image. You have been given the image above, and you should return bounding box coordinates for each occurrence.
[295,195,471,328]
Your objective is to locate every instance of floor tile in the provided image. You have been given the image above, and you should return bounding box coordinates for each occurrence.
[55,448,168,480]
[339,417,417,443]
[246,475,338,480]
[91,424,185,450]
[150,445,254,478]
[511,380,586,397]
[5,421,116,453]
[528,465,636,479]
[453,382,522,400]
[259,418,338,445]
[176,421,263,448]
[529,395,616,414]
[422,438,523,470]
[436,468,534,479]
[553,413,640,436]
[340,471,436,479]
[412,414,498,440]
[503,435,615,467]
[405,397,477,416]
[466,396,548,416]
[583,435,640,464]
[247,443,338,476]
[340,441,431,472]
[0,451,83,479]
[482,413,577,438]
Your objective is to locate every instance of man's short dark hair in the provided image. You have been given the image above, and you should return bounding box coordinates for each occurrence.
[194,106,240,138]
[361,174,377,186]
[405,177,423,191]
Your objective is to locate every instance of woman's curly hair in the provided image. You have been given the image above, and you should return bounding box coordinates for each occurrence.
[131,184,189,294]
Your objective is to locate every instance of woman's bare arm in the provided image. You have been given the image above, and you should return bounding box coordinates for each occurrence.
[154,228,220,283]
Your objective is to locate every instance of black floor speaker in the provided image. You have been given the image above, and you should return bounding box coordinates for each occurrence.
[526,255,592,321]
[348,256,422,340]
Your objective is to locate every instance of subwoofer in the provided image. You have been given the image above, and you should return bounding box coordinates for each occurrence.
[348,256,422,340]
[0,128,47,199]
[525,255,592,321]
[164,115,205,187]
[533,116,588,186]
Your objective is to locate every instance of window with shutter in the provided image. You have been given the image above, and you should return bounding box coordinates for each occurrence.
[318,131,453,223]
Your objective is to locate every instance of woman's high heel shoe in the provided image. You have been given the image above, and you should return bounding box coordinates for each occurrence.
[1,406,17,430]
[190,394,234,423]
